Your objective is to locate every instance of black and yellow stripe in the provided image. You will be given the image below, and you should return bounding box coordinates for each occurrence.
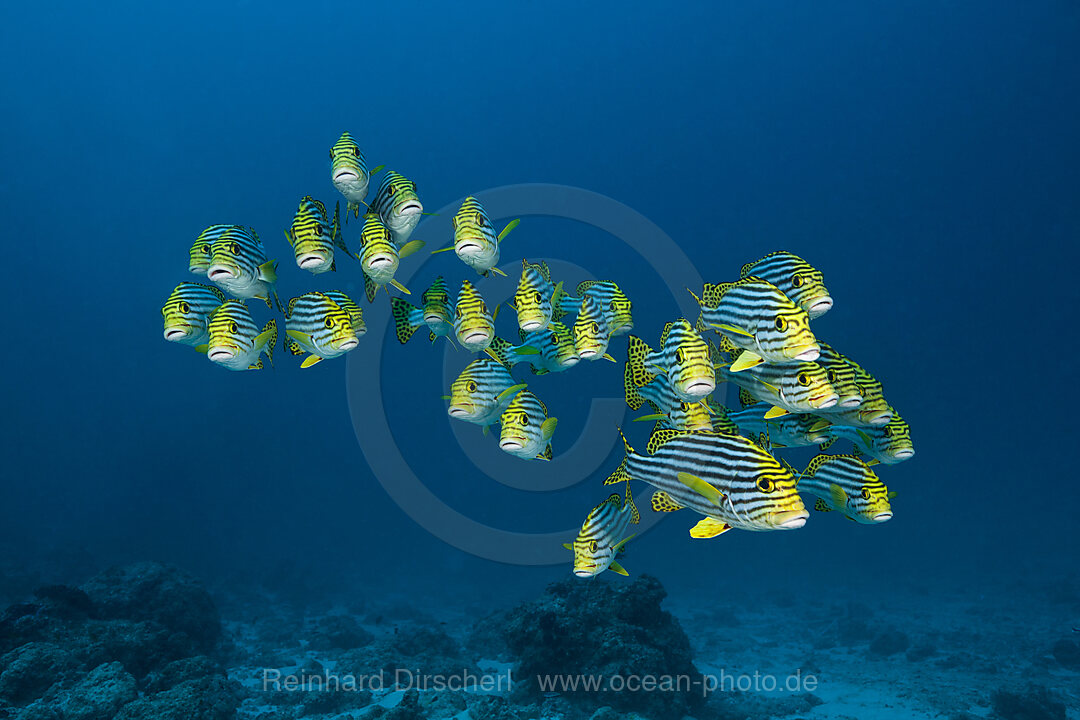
[740,251,832,318]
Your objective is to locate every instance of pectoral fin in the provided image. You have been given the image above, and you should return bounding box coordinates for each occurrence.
[829,483,848,508]
[398,239,425,258]
[729,350,764,372]
[300,354,324,369]
[717,323,754,338]
[689,517,732,539]
[676,472,725,508]
[495,383,528,403]
[764,406,789,419]
[390,279,411,294]
[497,218,520,242]
[608,560,629,577]
[540,417,558,441]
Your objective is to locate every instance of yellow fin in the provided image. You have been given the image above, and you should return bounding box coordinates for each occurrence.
[194,344,208,354]
[602,353,617,363]
[495,383,528,403]
[632,414,666,422]
[651,491,684,513]
[399,239,425,259]
[430,246,456,254]
[370,164,385,174]
[540,417,558,441]
[829,482,848,508]
[729,350,764,372]
[810,418,832,433]
[390,279,411,294]
[764,406,789,419]
[689,517,732,539]
[490,266,508,277]
[497,218,520,242]
[300,354,324,369]
[562,542,573,550]
[718,323,754,338]
[286,329,313,345]
[676,472,724,507]
[608,560,629,577]
[258,259,279,284]
[513,346,541,355]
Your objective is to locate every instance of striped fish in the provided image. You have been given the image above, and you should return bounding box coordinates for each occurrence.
[605,429,807,535]
[565,481,639,577]
[821,413,914,464]
[283,291,363,368]
[832,358,893,426]
[625,360,715,432]
[690,277,818,371]
[625,319,715,402]
[206,226,281,311]
[446,359,527,433]
[161,282,226,348]
[573,295,616,362]
[719,351,838,418]
[725,402,832,448]
[454,280,499,351]
[321,291,366,337]
[436,197,519,278]
[205,300,276,371]
[354,213,423,302]
[558,281,633,336]
[486,322,580,374]
[330,132,381,221]
[499,389,558,461]
[189,225,238,275]
[369,170,423,246]
[741,251,832,318]
[512,259,567,332]
[284,196,346,274]
[390,276,455,346]
[812,341,864,408]
[798,454,894,523]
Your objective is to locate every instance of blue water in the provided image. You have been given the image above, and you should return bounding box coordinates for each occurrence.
[3,0,1078,620]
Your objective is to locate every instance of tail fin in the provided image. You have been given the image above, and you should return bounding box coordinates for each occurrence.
[257,319,277,368]
[363,273,377,303]
[625,481,640,524]
[391,297,423,344]
[603,429,635,485]
[484,336,515,367]
[332,202,349,253]
[625,335,654,388]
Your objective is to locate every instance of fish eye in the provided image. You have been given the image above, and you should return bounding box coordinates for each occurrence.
[792,275,804,288]
[534,291,543,304]
[775,316,787,332]
[230,242,241,255]
[313,225,323,236]
[861,488,871,500]
[466,380,478,393]
[589,541,598,552]
[797,372,810,386]
[592,322,599,333]
[757,478,775,493]
[202,244,211,255]
[352,146,360,157]
[229,321,238,333]
[179,301,190,314]
[521,414,529,426]
[476,213,486,227]
[324,317,334,328]
[827,369,837,383]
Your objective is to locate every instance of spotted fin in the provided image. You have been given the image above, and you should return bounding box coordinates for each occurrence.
[255,320,277,368]
[814,499,833,512]
[536,444,553,461]
[364,273,377,303]
[391,297,423,344]
[651,491,684,513]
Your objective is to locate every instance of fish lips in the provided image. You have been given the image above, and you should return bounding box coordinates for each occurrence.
[519,319,546,332]
[461,330,491,347]
[807,296,833,318]
[366,254,396,270]
[872,511,894,523]
[163,327,190,341]
[336,337,360,352]
[447,405,476,419]
[792,345,821,362]
[499,438,526,452]
[454,240,486,257]
[298,253,329,270]
[839,394,865,408]
[207,265,237,281]
[773,510,810,529]
[333,168,361,183]
[678,378,716,399]
[892,447,915,461]
[863,409,894,426]
[396,201,423,216]
[207,346,236,362]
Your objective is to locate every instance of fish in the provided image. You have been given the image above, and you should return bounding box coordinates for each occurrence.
[205,300,277,371]
[724,402,833,448]
[445,359,527,434]
[719,350,838,419]
[369,170,424,247]
[354,213,424,302]
[487,322,580,374]
[798,454,895,523]
[282,291,363,368]
[390,276,456,346]
[330,132,381,221]
[511,259,567,332]
[321,291,366,337]
[625,319,715,402]
[284,196,346,274]
[689,277,818,371]
[605,428,808,535]
[573,295,617,362]
[161,282,227,349]
[499,389,558,461]
[565,480,639,577]
[625,359,715,432]
[454,280,499,351]
[813,341,864,408]
[740,251,833,318]
[819,357,894,426]
[819,413,914,464]
[558,280,633,336]
[435,197,519,278]
[206,226,282,310]
[188,225,238,275]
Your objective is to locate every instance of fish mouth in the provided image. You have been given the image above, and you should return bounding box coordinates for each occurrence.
[396,201,423,216]
[872,512,893,523]
[333,168,360,183]
[455,241,484,255]
[559,356,581,368]
[448,405,474,418]
[808,297,833,317]
[840,395,864,408]
[463,331,491,346]
[683,380,716,396]
[573,569,596,578]
[207,346,235,362]
[578,348,597,358]
[500,439,525,451]
[336,338,359,352]
[367,254,395,270]
[893,448,915,460]
[793,346,820,362]
[298,253,328,270]
[863,408,893,426]
[810,393,838,409]
[207,265,236,281]
[773,510,809,529]
[163,328,189,341]
[520,319,544,332]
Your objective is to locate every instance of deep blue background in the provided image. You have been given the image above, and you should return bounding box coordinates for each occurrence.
[3,1,1077,603]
